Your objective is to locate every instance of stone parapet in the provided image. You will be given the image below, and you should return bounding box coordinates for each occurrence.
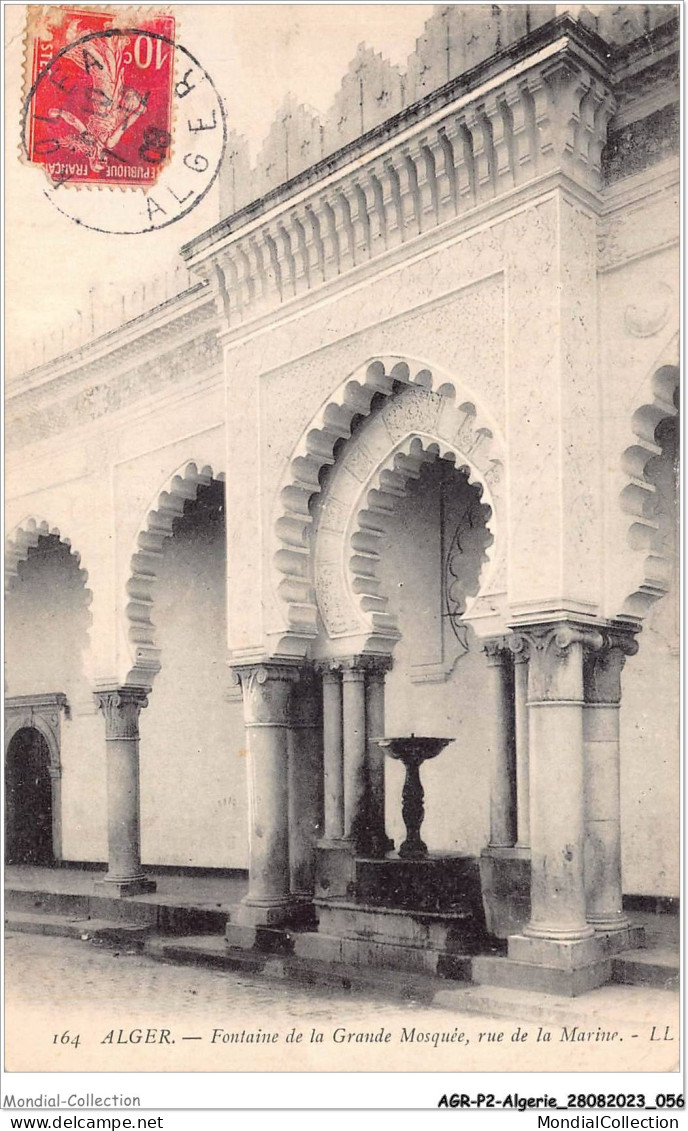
[183,18,618,329]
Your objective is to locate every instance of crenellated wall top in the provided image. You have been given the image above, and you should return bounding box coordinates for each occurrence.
[7,6,677,385]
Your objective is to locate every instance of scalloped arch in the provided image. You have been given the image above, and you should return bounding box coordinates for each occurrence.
[619,362,679,620]
[272,356,506,657]
[125,461,225,685]
[5,518,93,622]
[313,433,495,655]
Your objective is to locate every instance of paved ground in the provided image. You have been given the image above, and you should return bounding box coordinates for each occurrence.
[4,931,678,1075]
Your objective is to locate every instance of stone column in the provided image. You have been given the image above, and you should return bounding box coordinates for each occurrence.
[509,634,531,848]
[94,687,156,897]
[583,630,638,932]
[365,657,394,857]
[522,623,603,941]
[484,638,516,848]
[341,660,367,850]
[288,670,323,901]
[233,663,298,926]
[321,666,345,841]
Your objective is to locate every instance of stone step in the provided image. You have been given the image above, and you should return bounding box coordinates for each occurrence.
[313,899,492,955]
[5,911,150,948]
[294,927,475,979]
[146,935,268,974]
[611,947,679,991]
[5,886,228,935]
[147,934,450,1000]
[433,981,679,1031]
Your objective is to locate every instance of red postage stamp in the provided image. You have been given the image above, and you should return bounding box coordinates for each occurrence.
[25,7,176,187]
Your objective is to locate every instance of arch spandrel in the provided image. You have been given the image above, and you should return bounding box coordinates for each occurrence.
[268,356,507,659]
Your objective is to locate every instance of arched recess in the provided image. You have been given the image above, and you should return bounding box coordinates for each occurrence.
[271,356,506,658]
[5,519,93,609]
[619,361,679,621]
[4,696,68,864]
[124,461,226,686]
[5,519,94,697]
[315,433,496,657]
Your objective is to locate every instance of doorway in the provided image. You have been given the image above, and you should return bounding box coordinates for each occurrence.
[5,727,55,865]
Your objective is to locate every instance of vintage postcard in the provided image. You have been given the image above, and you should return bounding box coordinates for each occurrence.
[3,0,681,1113]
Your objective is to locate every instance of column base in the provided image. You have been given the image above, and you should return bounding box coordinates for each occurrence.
[473,932,608,997]
[523,921,595,942]
[472,924,645,998]
[472,953,611,997]
[233,897,299,928]
[95,875,157,897]
[589,912,631,933]
[364,833,395,858]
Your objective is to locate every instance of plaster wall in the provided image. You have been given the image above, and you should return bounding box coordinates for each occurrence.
[5,540,108,862]
[6,372,225,686]
[374,460,493,855]
[137,488,248,869]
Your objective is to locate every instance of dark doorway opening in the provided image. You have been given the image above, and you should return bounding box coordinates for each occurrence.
[5,727,55,865]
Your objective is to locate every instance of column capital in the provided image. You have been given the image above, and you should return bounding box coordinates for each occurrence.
[507,632,531,663]
[512,620,604,703]
[230,662,301,727]
[94,686,148,740]
[483,635,512,666]
[319,654,393,679]
[583,628,640,705]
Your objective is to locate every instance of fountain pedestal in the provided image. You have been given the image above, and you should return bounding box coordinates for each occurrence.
[228,733,502,980]
[377,736,452,859]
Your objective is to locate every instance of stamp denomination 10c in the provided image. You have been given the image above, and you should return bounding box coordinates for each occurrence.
[22,7,226,234]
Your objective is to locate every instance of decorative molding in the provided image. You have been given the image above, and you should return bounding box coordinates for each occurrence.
[597,170,679,272]
[125,462,225,686]
[184,28,616,331]
[271,355,506,658]
[4,692,69,773]
[624,280,674,338]
[6,325,221,453]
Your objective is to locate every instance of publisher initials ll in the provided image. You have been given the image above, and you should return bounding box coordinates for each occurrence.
[650,1026,674,1041]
